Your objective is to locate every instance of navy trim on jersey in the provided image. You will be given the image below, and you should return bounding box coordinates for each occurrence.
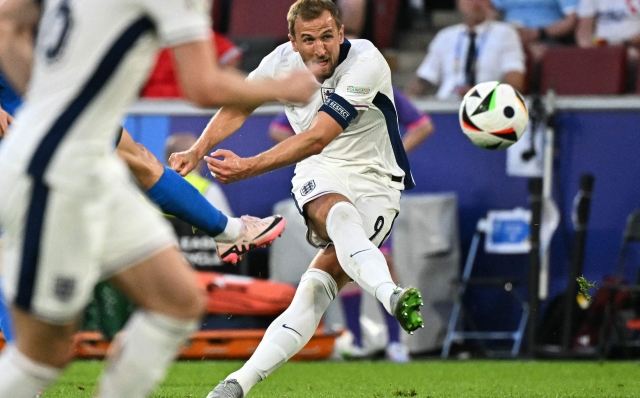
[16,17,154,310]
[337,38,351,66]
[15,180,49,311]
[372,92,415,190]
[114,126,124,148]
[319,93,357,130]
[27,17,154,179]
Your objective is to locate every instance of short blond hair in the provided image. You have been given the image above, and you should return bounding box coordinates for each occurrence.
[287,0,342,38]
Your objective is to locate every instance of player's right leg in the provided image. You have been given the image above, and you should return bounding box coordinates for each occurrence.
[207,246,350,398]
[94,246,205,398]
[115,128,285,264]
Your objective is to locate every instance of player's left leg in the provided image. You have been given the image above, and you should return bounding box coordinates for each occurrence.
[115,128,285,263]
[306,193,424,335]
[207,246,350,398]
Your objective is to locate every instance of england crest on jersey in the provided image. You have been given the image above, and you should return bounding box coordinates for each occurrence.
[321,87,335,101]
[300,180,316,196]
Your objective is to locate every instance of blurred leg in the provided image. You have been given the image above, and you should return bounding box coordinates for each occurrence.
[95,247,206,398]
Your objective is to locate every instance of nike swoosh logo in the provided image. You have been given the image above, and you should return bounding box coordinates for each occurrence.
[282,324,302,336]
[350,249,371,258]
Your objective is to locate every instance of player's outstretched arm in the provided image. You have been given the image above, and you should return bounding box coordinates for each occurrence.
[170,105,255,176]
[173,40,317,109]
[205,111,343,184]
[0,0,39,94]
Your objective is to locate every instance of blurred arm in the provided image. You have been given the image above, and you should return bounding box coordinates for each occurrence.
[542,12,577,38]
[402,119,434,153]
[268,127,294,143]
[172,40,316,109]
[0,103,14,137]
[406,78,437,98]
[0,0,39,94]
[575,17,595,47]
[503,71,525,93]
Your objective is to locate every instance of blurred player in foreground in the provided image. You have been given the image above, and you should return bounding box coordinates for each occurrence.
[0,21,285,343]
[268,91,434,362]
[170,1,425,396]
[0,0,316,397]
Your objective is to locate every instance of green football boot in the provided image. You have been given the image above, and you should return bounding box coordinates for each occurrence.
[390,286,425,334]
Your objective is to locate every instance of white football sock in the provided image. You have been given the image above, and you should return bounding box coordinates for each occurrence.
[214,217,243,242]
[0,345,61,397]
[326,202,397,313]
[226,269,337,395]
[96,311,199,398]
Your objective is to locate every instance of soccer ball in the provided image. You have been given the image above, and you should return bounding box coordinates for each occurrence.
[459,81,528,150]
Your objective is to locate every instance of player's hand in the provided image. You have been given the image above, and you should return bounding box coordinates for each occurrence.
[275,68,319,104]
[204,149,254,184]
[169,149,201,176]
[0,108,14,138]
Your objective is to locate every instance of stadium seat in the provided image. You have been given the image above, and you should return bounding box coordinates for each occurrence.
[227,0,292,72]
[228,0,291,40]
[372,0,400,49]
[540,46,628,95]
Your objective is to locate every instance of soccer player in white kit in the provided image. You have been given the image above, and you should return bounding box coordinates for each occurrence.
[0,0,316,397]
[170,1,425,396]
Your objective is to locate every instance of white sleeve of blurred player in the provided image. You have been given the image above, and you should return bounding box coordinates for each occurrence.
[140,0,211,46]
[497,24,526,76]
[203,183,234,217]
[577,0,597,18]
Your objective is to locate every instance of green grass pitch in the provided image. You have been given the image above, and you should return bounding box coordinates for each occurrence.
[44,360,640,397]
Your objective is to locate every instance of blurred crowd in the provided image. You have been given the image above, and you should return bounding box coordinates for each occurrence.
[141,0,640,102]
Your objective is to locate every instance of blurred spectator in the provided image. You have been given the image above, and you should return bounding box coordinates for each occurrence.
[576,0,640,92]
[268,89,434,362]
[492,0,578,47]
[407,0,525,98]
[142,31,243,99]
[338,0,369,38]
[576,0,640,47]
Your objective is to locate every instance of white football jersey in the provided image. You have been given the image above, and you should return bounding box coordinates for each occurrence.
[248,39,414,190]
[0,0,210,191]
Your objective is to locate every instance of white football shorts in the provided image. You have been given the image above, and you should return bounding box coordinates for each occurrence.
[291,161,401,248]
[0,160,176,324]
